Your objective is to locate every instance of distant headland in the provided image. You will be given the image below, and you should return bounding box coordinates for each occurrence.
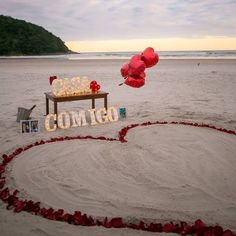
[0,15,76,56]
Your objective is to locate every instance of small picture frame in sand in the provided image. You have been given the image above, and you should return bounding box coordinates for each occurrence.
[20,120,39,134]
[30,120,40,133]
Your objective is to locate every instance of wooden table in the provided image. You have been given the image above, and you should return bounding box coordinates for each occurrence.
[44,91,109,118]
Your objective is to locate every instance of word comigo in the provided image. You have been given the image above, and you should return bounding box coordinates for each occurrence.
[45,107,118,131]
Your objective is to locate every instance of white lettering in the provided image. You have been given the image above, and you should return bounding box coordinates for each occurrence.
[70,111,88,127]
[96,108,109,123]
[45,114,57,132]
[58,112,70,129]
[88,109,98,125]
[45,107,120,131]
[107,107,119,122]
[51,77,91,97]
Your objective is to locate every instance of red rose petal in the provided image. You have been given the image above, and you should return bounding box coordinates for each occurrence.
[0,178,5,189]
[195,219,206,229]
[147,223,163,232]
[73,211,83,225]
[14,200,27,213]
[223,230,234,236]
[213,226,224,236]
[103,217,111,228]
[0,165,5,175]
[163,222,175,232]
[110,217,124,228]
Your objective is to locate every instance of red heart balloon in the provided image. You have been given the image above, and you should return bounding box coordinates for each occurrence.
[128,58,146,76]
[124,75,145,88]
[140,72,146,80]
[120,63,129,77]
[141,47,159,68]
[130,54,142,61]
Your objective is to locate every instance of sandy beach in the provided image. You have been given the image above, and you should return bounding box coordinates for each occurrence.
[0,58,236,235]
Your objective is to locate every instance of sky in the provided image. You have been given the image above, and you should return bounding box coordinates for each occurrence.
[1,0,236,52]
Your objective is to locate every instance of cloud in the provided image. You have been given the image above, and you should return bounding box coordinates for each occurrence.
[1,0,236,41]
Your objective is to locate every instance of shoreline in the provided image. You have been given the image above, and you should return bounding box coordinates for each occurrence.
[1,58,236,62]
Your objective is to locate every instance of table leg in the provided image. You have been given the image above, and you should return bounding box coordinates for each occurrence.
[46,97,49,115]
[54,102,58,125]
[92,98,95,109]
[104,95,108,110]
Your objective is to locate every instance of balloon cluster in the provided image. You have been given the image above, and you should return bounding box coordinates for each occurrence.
[90,80,101,93]
[120,47,159,88]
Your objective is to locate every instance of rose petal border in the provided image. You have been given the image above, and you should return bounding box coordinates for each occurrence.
[0,121,236,235]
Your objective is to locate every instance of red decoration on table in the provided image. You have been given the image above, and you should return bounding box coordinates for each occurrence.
[90,80,101,93]
[49,75,57,85]
[120,47,159,88]
[1,121,236,235]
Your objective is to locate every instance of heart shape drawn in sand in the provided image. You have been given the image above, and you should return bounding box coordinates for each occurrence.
[1,121,236,235]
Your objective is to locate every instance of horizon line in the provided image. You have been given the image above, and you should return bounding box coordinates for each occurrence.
[65,37,236,53]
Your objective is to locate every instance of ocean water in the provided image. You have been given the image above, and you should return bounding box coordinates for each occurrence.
[1,50,236,60]
[68,50,236,60]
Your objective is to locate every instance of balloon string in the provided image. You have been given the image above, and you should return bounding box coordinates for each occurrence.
[119,77,126,86]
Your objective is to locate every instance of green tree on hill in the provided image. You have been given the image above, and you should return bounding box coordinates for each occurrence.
[0,15,71,56]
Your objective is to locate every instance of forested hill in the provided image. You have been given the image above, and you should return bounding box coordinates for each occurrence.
[0,15,71,56]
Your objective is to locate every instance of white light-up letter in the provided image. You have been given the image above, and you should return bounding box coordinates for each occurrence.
[45,114,57,131]
[58,112,70,129]
[96,108,108,123]
[70,111,88,127]
[62,78,70,96]
[88,109,98,125]
[51,79,64,96]
[81,77,90,93]
[71,77,80,94]
[66,78,74,95]
[107,107,119,122]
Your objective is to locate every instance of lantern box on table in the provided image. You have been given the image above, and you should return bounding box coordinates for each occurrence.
[50,76,101,97]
